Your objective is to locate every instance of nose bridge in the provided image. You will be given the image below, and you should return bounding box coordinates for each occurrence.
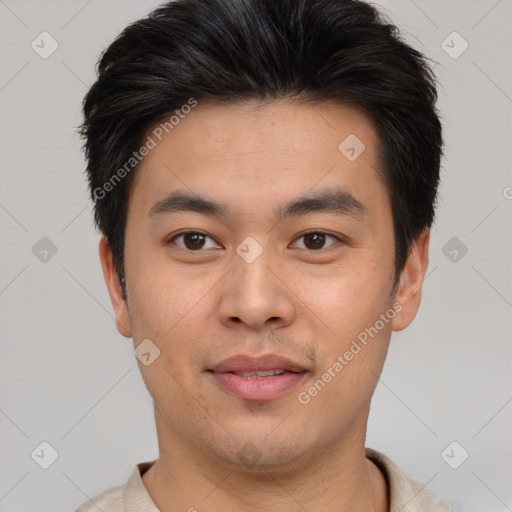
[232,236,277,300]
[218,236,294,330]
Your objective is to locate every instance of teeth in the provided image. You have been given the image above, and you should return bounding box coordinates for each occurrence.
[233,369,286,378]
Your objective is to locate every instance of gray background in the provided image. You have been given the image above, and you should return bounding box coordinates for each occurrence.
[0,0,511,511]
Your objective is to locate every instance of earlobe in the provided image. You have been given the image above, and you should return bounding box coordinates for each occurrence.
[391,228,431,332]
[98,235,133,338]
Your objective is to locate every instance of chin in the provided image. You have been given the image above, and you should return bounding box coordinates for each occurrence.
[203,427,316,472]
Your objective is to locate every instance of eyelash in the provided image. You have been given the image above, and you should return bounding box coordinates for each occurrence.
[166,230,342,251]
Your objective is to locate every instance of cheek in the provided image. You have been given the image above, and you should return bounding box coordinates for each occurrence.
[292,252,391,332]
[127,271,217,382]
[126,246,205,336]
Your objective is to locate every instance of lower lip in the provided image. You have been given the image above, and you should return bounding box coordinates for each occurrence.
[210,371,307,401]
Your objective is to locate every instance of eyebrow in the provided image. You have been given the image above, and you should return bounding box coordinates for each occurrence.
[148,186,368,223]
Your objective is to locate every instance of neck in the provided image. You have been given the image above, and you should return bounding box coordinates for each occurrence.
[142,407,389,512]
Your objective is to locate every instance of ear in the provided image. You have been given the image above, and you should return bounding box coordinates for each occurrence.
[392,228,430,332]
[98,235,133,338]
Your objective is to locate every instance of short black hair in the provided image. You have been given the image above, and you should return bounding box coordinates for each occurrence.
[79,0,443,301]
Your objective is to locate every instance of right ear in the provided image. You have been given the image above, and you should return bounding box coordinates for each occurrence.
[98,235,133,338]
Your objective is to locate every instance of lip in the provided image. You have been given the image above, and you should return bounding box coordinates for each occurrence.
[210,354,307,373]
[208,354,308,401]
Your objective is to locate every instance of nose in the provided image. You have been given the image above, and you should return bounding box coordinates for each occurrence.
[217,247,295,332]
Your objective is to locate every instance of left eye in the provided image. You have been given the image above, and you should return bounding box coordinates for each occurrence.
[291,231,339,250]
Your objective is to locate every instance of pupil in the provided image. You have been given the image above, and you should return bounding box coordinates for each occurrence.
[185,233,204,249]
[305,233,325,250]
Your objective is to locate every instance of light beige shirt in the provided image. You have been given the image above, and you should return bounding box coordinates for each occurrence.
[76,447,452,511]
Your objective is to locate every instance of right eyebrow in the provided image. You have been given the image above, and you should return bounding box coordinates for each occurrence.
[148,191,230,219]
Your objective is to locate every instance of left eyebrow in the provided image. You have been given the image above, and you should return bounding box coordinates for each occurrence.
[275,186,368,222]
[148,186,368,222]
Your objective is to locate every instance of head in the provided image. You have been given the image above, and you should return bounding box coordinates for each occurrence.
[79,0,442,469]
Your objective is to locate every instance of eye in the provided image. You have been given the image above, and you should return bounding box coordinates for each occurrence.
[291,231,341,250]
[167,231,221,251]
[166,230,342,252]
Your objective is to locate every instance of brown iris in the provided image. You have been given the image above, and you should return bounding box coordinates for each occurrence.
[302,232,327,250]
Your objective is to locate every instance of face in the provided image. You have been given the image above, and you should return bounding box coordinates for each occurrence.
[100,99,429,470]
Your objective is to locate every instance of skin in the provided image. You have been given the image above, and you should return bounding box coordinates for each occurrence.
[99,99,430,512]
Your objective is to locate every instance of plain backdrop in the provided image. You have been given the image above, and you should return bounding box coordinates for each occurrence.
[0,1,511,511]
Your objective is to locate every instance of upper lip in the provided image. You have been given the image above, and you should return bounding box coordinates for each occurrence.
[209,354,308,373]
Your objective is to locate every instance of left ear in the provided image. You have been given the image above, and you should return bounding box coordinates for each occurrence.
[392,227,430,332]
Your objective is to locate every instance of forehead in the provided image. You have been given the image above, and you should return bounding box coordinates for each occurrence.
[128,99,385,221]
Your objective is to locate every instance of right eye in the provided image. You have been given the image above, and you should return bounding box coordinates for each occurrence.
[166,231,222,251]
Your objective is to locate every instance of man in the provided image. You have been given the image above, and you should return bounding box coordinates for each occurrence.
[76,0,451,510]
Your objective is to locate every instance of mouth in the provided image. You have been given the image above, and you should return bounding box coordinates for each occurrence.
[208,354,308,401]
[227,369,290,378]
